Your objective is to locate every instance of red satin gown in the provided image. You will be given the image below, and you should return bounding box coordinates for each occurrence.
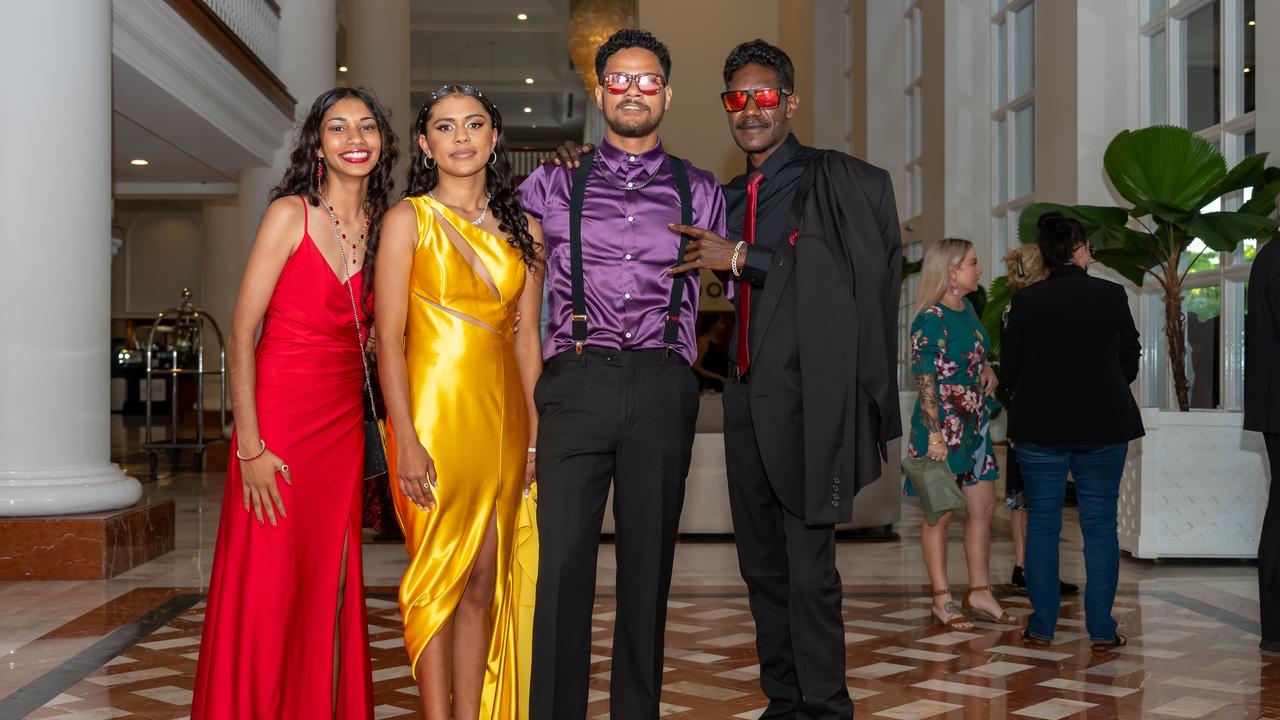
[193,197,373,719]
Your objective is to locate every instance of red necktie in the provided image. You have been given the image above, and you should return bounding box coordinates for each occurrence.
[736,172,764,377]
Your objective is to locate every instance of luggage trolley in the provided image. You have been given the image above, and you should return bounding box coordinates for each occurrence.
[142,288,228,473]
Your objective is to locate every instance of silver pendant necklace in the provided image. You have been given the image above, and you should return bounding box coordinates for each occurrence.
[429,190,490,226]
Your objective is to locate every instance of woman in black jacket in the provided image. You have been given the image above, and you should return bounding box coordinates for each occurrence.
[1003,213,1143,650]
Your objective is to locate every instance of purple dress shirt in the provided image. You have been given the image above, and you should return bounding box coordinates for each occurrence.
[519,137,727,364]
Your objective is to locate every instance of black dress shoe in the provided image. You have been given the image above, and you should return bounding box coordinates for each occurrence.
[1260,639,1280,653]
[1011,566,1079,596]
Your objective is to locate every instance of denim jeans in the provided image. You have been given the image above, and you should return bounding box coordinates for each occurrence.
[1016,442,1128,642]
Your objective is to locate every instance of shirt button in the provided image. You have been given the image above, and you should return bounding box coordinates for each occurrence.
[627,215,635,223]
[624,254,632,260]
[629,155,637,162]
[626,181,634,189]
[624,293,632,299]
[625,332,633,338]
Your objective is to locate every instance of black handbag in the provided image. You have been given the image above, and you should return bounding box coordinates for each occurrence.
[321,199,388,482]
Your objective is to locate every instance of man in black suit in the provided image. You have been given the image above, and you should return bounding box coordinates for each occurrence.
[1245,232,1280,652]
[666,40,902,720]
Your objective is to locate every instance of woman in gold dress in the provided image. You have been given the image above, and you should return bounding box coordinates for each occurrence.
[376,84,543,720]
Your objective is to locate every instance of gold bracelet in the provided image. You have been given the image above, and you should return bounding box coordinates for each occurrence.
[236,439,267,461]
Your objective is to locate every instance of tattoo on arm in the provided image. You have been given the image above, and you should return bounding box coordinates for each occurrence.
[916,372,942,433]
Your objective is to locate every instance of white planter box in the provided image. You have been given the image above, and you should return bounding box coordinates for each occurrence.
[1119,408,1270,560]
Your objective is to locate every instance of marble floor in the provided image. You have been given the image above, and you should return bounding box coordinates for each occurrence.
[0,418,1273,718]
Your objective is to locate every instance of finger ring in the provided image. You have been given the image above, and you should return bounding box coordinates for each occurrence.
[280,464,289,473]
[423,481,429,489]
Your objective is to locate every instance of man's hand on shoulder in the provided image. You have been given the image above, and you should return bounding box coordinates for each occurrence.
[540,141,594,168]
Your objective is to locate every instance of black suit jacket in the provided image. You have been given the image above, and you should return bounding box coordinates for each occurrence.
[1245,236,1280,433]
[747,151,902,524]
[1003,265,1144,445]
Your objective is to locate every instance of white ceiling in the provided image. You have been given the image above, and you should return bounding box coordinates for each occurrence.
[111,57,255,192]
[408,0,585,144]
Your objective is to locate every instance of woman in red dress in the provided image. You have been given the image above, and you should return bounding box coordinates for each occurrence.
[192,87,399,719]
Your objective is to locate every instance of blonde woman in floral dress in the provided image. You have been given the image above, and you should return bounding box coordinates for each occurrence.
[906,238,1017,629]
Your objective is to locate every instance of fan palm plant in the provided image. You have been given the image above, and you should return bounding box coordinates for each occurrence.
[1016,126,1278,411]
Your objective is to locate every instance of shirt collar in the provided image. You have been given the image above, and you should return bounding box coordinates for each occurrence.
[1049,264,1088,278]
[597,136,666,176]
[747,133,802,180]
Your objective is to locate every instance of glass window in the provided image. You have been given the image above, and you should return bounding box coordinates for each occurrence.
[1146,0,1167,23]
[1150,30,1168,125]
[994,215,1008,270]
[995,20,1008,106]
[1013,105,1034,198]
[1013,3,1035,98]
[1184,285,1221,409]
[994,117,1008,205]
[911,89,922,161]
[1245,130,1256,156]
[912,164,923,217]
[1184,0,1221,131]
[1243,0,1255,114]
[1143,292,1169,408]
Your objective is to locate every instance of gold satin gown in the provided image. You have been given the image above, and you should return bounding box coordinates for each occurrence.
[388,195,538,719]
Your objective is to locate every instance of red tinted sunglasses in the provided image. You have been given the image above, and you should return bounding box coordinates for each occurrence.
[720,87,790,112]
[603,72,666,95]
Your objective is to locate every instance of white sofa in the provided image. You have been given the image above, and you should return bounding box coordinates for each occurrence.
[601,393,903,535]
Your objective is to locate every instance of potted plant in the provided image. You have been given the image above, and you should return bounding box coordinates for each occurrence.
[1009,125,1279,559]
[1016,125,1278,410]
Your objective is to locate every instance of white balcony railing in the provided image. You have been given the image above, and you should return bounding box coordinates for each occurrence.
[201,0,279,74]
[508,150,550,179]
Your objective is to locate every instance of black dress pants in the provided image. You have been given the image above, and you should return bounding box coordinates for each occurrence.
[530,348,699,720]
[1260,433,1280,641]
[723,378,852,720]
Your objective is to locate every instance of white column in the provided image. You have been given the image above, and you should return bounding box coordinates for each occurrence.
[345,0,410,184]
[0,2,141,515]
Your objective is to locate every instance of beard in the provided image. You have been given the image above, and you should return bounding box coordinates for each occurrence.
[605,101,663,138]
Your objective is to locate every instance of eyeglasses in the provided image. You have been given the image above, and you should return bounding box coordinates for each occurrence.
[602,72,666,95]
[720,88,791,112]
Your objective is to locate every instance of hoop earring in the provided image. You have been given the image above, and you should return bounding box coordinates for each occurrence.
[488,151,497,166]
[423,155,436,170]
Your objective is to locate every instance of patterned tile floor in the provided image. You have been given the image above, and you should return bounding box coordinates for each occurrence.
[4,581,1279,719]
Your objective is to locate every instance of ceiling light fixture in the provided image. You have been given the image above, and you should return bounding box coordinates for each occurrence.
[525,77,535,84]
[1243,66,1252,73]
[1247,19,1255,26]
[523,106,533,113]
[338,65,349,72]
[517,12,528,20]
[130,159,149,166]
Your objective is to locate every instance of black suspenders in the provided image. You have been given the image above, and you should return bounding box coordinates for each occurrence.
[567,150,694,355]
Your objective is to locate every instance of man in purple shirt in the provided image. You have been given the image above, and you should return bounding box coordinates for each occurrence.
[517,29,726,720]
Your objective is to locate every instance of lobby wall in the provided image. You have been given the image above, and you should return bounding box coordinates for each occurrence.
[638,0,814,183]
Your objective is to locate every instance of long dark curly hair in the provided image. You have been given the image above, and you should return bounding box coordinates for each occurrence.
[270,86,399,315]
[405,84,539,267]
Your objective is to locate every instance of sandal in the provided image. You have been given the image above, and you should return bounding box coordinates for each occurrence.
[1020,627,1053,646]
[963,585,1019,625]
[1091,632,1127,651]
[930,588,974,630]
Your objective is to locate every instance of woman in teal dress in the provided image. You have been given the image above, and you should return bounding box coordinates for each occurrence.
[907,238,1017,630]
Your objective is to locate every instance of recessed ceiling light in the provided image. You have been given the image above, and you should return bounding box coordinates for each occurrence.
[525,77,535,84]
[523,106,533,113]
[532,124,538,128]
[338,65,348,72]
[1247,19,1256,26]
[130,159,149,166]
[517,13,528,20]
[1244,66,1252,73]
